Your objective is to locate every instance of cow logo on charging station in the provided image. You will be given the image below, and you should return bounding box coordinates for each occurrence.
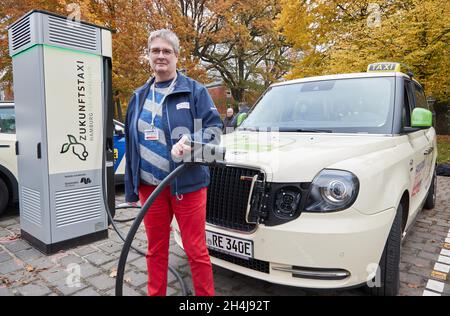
[60,135,89,161]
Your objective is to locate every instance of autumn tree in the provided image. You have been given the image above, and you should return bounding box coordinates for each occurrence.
[147,0,290,103]
[0,0,64,98]
[278,0,449,101]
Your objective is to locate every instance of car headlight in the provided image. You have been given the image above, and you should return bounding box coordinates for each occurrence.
[305,169,359,212]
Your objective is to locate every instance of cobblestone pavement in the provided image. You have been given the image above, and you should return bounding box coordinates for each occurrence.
[1,177,449,296]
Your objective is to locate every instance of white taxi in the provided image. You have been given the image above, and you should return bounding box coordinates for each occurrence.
[173,63,437,296]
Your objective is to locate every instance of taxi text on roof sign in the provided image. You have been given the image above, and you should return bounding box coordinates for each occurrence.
[367,62,401,72]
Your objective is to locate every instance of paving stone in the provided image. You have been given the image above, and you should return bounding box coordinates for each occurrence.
[39,267,68,283]
[4,240,32,253]
[15,281,52,296]
[0,251,12,263]
[101,260,119,272]
[0,287,14,296]
[27,257,54,270]
[167,285,179,296]
[3,270,32,284]
[417,251,439,261]
[124,270,147,287]
[84,252,115,266]
[106,285,141,296]
[53,278,87,296]
[73,246,98,257]
[86,274,115,291]
[79,262,102,278]
[0,260,23,274]
[434,262,450,273]
[443,284,450,295]
[401,254,433,268]
[168,254,189,268]
[96,241,123,254]
[15,248,44,261]
[121,250,141,263]
[171,245,188,258]
[72,287,101,296]
[438,255,450,265]
[59,254,84,267]
[130,257,148,271]
[400,272,426,287]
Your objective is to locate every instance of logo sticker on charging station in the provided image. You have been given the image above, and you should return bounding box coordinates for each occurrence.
[60,134,89,161]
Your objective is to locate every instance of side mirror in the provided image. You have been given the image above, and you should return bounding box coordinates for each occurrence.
[236,112,248,127]
[411,108,432,128]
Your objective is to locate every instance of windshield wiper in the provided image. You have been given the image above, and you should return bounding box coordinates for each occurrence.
[279,127,333,133]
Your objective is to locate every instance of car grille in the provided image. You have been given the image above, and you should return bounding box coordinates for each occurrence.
[208,249,270,274]
[206,165,263,232]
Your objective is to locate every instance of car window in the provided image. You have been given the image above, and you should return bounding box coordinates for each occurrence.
[241,77,395,134]
[402,83,412,128]
[413,83,428,109]
[0,107,15,134]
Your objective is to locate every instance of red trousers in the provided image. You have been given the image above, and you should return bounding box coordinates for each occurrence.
[138,185,214,296]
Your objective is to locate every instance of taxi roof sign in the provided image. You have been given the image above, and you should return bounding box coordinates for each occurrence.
[367,62,401,72]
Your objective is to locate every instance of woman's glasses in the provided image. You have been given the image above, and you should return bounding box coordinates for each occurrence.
[150,48,175,56]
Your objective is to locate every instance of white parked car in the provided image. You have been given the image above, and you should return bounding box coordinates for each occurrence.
[0,101,18,216]
[173,63,437,296]
[0,101,126,215]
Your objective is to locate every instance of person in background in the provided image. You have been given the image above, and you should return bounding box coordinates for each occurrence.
[231,102,250,128]
[124,29,222,296]
[222,107,235,134]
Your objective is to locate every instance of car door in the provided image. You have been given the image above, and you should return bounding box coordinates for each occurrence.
[413,83,436,195]
[403,81,429,219]
[0,105,17,177]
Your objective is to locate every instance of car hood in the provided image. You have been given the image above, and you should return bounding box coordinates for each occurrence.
[221,131,396,182]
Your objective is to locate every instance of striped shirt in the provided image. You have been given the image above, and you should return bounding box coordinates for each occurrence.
[138,79,175,185]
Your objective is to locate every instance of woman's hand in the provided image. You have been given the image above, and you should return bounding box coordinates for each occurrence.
[171,135,192,158]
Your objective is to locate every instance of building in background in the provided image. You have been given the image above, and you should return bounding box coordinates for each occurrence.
[206,81,234,116]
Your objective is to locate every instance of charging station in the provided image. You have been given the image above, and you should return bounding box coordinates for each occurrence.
[8,10,115,254]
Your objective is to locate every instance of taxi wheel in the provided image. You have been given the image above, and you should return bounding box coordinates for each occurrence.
[0,178,9,216]
[424,169,437,210]
[369,204,402,296]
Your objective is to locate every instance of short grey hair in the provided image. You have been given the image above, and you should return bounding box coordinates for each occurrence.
[148,29,180,55]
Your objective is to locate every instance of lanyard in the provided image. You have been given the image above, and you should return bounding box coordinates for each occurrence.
[150,74,177,127]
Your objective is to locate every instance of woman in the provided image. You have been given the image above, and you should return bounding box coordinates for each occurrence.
[124,29,222,296]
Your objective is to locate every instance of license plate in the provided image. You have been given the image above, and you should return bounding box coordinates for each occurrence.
[206,230,253,259]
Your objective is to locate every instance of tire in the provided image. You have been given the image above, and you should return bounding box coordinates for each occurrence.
[424,168,437,210]
[0,177,9,216]
[368,204,402,296]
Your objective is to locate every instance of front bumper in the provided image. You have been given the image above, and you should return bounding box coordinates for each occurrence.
[172,207,396,289]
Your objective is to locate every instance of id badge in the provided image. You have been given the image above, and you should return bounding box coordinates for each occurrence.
[145,128,159,141]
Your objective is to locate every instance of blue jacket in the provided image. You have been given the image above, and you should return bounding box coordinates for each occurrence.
[124,71,223,202]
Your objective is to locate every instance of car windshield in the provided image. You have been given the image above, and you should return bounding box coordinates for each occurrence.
[241,77,395,134]
[0,107,15,134]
